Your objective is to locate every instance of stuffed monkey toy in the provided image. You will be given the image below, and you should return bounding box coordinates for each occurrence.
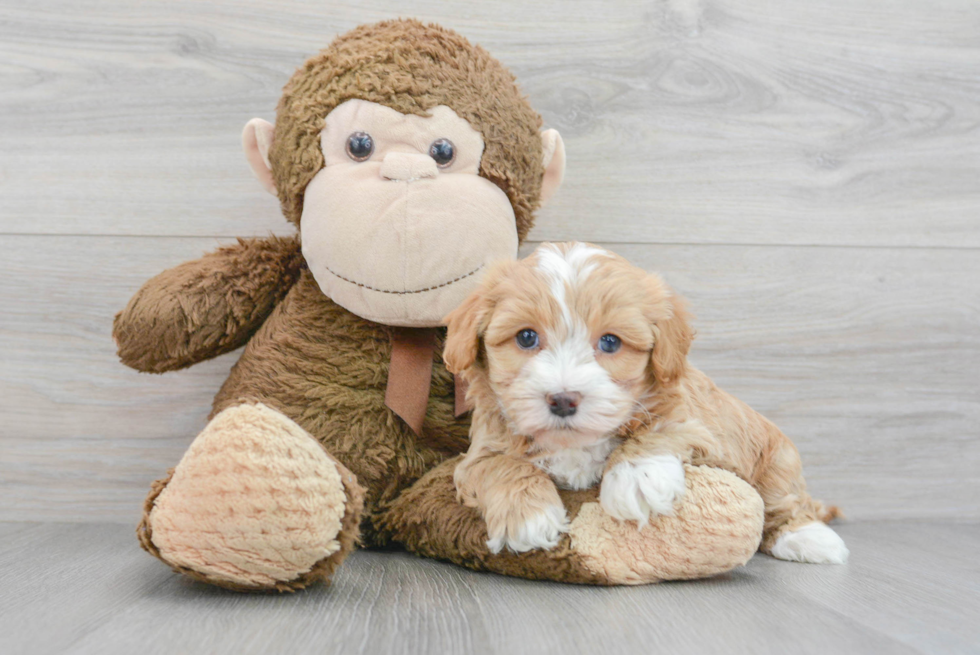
[115,19,764,591]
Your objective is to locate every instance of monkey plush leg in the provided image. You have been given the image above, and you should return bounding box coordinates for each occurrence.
[138,403,364,591]
[380,457,764,584]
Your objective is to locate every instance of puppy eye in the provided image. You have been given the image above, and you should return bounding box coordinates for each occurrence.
[428,138,456,167]
[515,329,539,350]
[598,334,621,353]
[346,132,374,162]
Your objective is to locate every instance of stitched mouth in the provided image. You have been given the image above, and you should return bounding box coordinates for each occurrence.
[321,263,484,295]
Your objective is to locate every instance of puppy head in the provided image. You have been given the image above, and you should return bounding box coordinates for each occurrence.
[444,242,693,449]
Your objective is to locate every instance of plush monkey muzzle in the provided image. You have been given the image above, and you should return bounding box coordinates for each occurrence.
[379,152,439,181]
[298,100,520,328]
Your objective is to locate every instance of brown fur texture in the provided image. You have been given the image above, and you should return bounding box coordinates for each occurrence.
[114,235,304,373]
[381,458,764,584]
[270,19,545,241]
[210,270,470,546]
[117,20,767,591]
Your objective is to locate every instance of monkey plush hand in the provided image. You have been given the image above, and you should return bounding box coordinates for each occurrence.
[115,19,764,591]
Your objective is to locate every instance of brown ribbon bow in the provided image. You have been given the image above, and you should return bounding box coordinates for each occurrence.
[384,327,470,435]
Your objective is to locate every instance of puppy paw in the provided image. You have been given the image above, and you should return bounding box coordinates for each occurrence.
[600,455,686,525]
[486,503,569,554]
[771,522,849,564]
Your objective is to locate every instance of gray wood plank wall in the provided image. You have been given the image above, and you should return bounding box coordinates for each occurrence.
[2,0,978,524]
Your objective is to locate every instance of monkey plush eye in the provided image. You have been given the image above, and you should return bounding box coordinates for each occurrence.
[428,138,456,167]
[515,329,539,350]
[598,334,621,353]
[346,132,374,162]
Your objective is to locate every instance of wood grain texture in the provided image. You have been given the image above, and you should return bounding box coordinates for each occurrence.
[1,235,977,523]
[1,0,979,245]
[1,1,978,531]
[0,521,976,655]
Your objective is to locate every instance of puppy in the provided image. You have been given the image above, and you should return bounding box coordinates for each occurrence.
[443,242,848,564]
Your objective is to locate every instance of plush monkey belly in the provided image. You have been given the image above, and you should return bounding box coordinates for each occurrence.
[138,269,764,590]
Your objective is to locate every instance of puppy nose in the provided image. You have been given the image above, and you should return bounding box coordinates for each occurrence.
[546,392,582,417]
[380,152,438,181]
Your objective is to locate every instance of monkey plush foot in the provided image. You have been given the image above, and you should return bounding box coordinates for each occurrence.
[380,458,763,584]
[138,403,364,591]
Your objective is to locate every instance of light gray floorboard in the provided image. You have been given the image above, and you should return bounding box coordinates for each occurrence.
[0,523,172,655]
[0,522,974,655]
[747,523,980,655]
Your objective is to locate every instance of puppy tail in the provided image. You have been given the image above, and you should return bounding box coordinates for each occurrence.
[817,504,844,523]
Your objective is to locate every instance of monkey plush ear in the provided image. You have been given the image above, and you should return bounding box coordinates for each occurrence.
[242,118,277,195]
[539,129,566,206]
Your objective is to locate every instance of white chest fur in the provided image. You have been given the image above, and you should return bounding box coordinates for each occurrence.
[532,438,621,490]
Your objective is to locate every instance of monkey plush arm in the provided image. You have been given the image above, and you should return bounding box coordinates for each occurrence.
[113,235,304,373]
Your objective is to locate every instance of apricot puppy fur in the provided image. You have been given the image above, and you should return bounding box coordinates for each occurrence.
[444,242,848,563]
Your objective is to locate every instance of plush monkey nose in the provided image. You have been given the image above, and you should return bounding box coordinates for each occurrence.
[546,392,582,418]
[380,152,439,181]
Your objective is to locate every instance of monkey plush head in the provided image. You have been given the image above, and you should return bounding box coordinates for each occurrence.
[242,19,565,327]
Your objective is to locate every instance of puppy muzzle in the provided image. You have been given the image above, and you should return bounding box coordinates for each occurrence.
[547,392,581,418]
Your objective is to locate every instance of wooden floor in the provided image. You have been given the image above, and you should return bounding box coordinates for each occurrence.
[1,521,977,655]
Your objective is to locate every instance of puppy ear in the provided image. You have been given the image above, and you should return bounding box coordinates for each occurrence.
[443,286,495,374]
[651,296,694,387]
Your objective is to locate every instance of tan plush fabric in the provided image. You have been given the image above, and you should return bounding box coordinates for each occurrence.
[299,100,519,327]
[380,458,763,585]
[568,465,764,583]
[242,118,276,195]
[146,404,355,589]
